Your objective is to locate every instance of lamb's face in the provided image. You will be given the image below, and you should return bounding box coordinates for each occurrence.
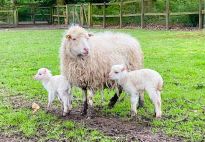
[34,68,50,81]
[109,65,126,80]
[65,26,92,58]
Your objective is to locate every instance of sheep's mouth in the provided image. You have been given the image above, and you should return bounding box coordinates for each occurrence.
[77,52,89,58]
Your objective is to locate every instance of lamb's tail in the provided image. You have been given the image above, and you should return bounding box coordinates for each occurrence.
[157,78,163,91]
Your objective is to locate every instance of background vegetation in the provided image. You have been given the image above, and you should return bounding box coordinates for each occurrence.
[0,0,201,27]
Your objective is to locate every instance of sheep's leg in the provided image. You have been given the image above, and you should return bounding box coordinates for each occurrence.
[138,91,144,108]
[108,86,122,108]
[130,93,139,118]
[87,89,95,118]
[81,89,88,116]
[47,92,55,112]
[147,89,162,118]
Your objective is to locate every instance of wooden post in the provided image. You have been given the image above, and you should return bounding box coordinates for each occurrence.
[66,4,69,25]
[119,0,123,28]
[88,3,92,27]
[103,2,106,28]
[165,0,170,30]
[13,8,17,26]
[141,0,144,28]
[199,0,203,29]
[33,6,35,24]
[80,4,84,26]
[57,6,60,24]
[50,7,52,24]
[72,6,75,24]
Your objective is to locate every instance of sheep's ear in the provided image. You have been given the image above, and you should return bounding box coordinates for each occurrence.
[66,34,72,39]
[88,33,93,37]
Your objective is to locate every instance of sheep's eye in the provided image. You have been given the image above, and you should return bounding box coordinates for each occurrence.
[114,71,118,74]
[72,38,76,40]
[39,73,42,75]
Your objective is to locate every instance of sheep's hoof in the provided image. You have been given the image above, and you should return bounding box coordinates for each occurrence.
[108,94,119,108]
[87,107,94,119]
[81,110,87,116]
[137,100,144,109]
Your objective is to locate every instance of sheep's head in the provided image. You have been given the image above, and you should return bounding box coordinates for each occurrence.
[65,26,93,58]
[34,68,52,81]
[109,64,127,80]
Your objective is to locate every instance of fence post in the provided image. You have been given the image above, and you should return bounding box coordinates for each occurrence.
[141,0,144,28]
[199,0,203,29]
[103,2,106,28]
[66,4,69,25]
[119,0,123,28]
[80,4,84,26]
[165,0,170,30]
[57,6,60,24]
[13,7,17,26]
[88,3,93,27]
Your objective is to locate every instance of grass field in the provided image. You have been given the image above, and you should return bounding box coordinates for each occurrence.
[0,28,205,141]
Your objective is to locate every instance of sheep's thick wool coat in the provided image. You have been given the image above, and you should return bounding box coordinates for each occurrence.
[60,27,143,90]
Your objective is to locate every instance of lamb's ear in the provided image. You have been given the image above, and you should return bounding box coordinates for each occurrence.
[121,66,127,72]
[44,68,48,74]
[66,34,72,39]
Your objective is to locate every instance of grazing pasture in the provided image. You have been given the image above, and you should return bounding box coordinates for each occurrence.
[0,29,204,141]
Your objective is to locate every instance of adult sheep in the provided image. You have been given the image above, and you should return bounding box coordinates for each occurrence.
[60,26,143,117]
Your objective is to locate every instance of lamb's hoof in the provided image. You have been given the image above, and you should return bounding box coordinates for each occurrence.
[62,112,67,117]
[46,109,50,114]
[155,113,162,119]
[130,111,137,121]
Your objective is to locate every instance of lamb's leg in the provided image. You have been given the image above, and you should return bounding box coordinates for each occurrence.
[138,91,144,108]
[100,87,104,104]
[108,85,122,108]
[130,93,139,118]
[59,91,70,116]
[81,89,88,116]
[68,92,72,114]
[147,89,162,118]
[47,92,55,112]
[87,89,95,119]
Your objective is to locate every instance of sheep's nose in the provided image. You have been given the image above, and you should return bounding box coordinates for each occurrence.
[83,48,88,52]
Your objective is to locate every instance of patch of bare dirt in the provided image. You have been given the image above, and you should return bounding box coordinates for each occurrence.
[0,88,183,142]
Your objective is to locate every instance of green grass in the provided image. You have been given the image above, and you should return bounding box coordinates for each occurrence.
[0,29,205,141]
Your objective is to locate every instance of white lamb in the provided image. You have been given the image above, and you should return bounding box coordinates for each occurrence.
[109,65,163,118]
[34,68,72,116]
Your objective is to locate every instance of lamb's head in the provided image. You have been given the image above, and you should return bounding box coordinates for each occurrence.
[109,64,127,80]
[64,26,93,58]
[34,68,52,81]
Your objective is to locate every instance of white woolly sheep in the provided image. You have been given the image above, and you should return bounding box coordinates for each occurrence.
[34,68,72,116]
[109,64,163,118]
[60,26,143,117]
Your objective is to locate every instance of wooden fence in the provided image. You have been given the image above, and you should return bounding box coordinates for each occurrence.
[0,0,205,29]
[52,0,205,29]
